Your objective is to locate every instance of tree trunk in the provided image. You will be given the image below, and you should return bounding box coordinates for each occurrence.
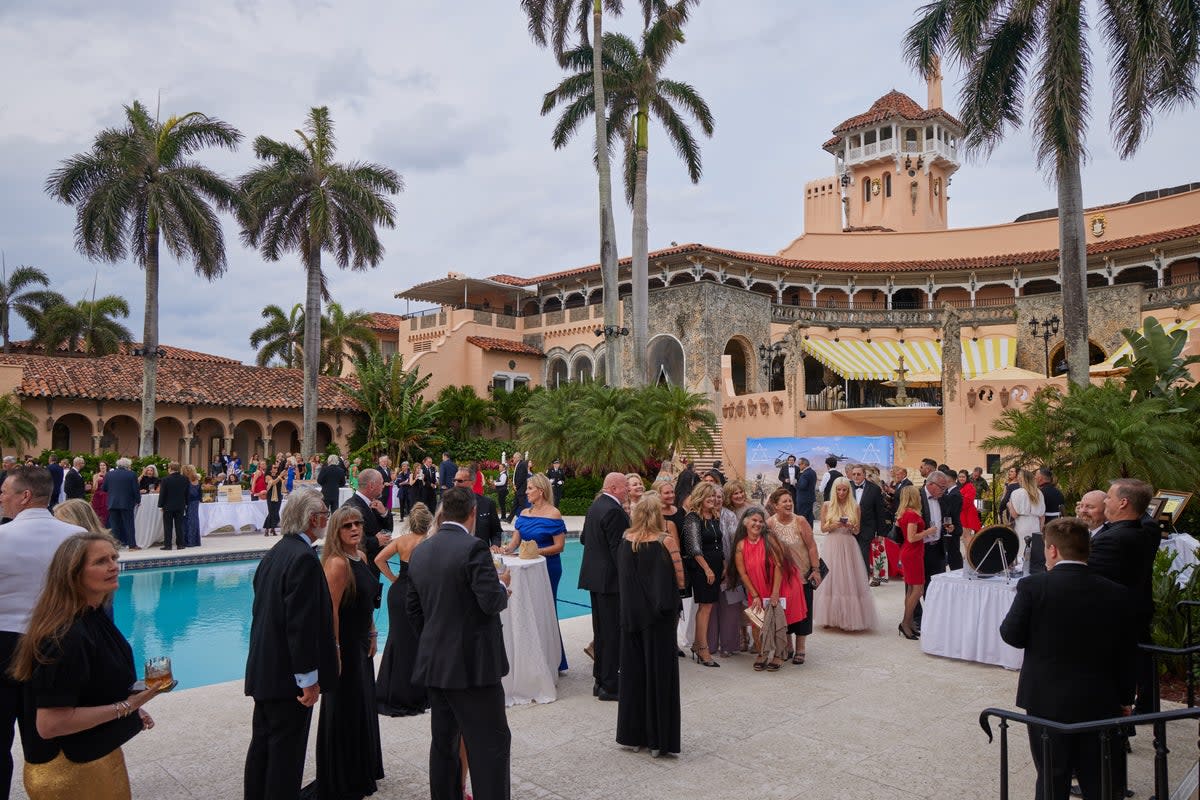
[631,105,649,387]
[593,0,623,387]
[1057,154,1089,386]
[139,224,159,457]
[302,239,322,456]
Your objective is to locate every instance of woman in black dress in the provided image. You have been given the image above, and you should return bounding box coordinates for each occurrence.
[616,493,684,757]
[261,464,283,536]
[306,506,383,800]
[374,502,433,716]
[681,481,725,668]
[10,532,164,799]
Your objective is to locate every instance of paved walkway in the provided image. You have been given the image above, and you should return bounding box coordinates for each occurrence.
[10,563,1196,799]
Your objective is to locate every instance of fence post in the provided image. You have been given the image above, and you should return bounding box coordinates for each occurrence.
[998,718,1009,800]
[1153,719,1169,799]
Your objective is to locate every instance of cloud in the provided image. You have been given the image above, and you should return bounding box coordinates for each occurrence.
[368,105,509,173]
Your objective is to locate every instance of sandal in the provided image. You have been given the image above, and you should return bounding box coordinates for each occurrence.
[753,657,767,672]
[766,658,783,672]
[792,652,806,665]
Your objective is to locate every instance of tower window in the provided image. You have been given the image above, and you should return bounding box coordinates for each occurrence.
[884,172,892,198]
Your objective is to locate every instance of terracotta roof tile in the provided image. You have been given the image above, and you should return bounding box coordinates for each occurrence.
[831,90,964,134]
[465,336,545,357]
[366,312,406,331]
[0,354,360,412]
[8,340,241,364]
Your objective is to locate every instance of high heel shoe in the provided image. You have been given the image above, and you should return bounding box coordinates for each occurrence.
[692,646,720,667]
[898,623,919,640]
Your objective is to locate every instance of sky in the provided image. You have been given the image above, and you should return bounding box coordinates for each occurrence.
[1,0,1197,365]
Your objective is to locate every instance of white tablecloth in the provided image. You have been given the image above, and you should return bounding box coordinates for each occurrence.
[134,499,285,548]
[1161,533,1199,585]
[498,554,560,706]
[920,569,1024,670]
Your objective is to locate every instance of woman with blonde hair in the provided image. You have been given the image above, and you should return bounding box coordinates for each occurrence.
[765,487,820,663]
[9,532,163,799]
[502,472,568,671]
[895,485,930,639]
[182,465,202,548]
[814,477,878,631]
[623,473,646,516]
[375,503,434,716]
[681,481,725,667]
[52,499,108,535]
[616,493,683,756]
[307,506,383,799]
[1007,468,1046,572]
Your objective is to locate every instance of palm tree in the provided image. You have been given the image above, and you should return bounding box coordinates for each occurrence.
[543,3,710,385]
[249,303,305,368]
[320,303,378,377]
[904,1,1200,386]
[490,384,532,439]
[573,398,648,474]
[644,383,716,459]
[238,107,402,455]
[46,100,242,455]
[0,261,63,354]
[38,295,133,356]
[0,394,37,457]
[522,0,672,386]
[519,384,581,469]
[436,385,495,440]
[980,386,1068,474]
[340,352,440,462]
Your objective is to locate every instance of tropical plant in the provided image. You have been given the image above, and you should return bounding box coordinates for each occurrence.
[519,383,583,469]
[1116,317,1200,403]
[979,386,1068,474]
[542,1,709,385]
[904,0,1200,387]
[46,100,242,455]
[573,392,648,474]
[0,394,38,456]
[320,303,378,377]
[643,383,716,459]
[339,352,439,464]
[249,303,305,368]
[38,295,133,356]
[0,261,64,353]
[490,384,532,439]
[436,385,495,440]
[238,106,402,455]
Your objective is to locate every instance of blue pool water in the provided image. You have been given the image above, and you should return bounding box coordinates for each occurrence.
[114,540,589,690]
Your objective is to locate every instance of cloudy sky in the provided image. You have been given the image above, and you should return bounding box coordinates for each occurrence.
[1,1,1196,364]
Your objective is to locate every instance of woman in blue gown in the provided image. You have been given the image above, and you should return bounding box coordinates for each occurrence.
[183,464,202,547]
[502,473,568,671]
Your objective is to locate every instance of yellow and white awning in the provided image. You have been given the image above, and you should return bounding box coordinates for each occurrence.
[1090,318,1198,374]
[802,336,1016,381]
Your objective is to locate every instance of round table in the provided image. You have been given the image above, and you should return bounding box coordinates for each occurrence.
[920,569,1024,670]
[134,498,285,548]
[497,554,561,706]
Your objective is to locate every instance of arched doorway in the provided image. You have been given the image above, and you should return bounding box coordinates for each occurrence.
[51,413,93,453]
[1049,342,1106,377]
[316,422,333,453]
[270,421,300,459]
[647,335,685,387]
[723,337,753,395]
[233,419,264,464]
[99,415,139,456]
[572,354,593,383]
[192,418,226,471]
[153,416,186,462]
[547,357,569,387]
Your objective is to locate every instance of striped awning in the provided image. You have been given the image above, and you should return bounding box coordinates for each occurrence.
[1090,318,1198,374]
[802,336,1016,381]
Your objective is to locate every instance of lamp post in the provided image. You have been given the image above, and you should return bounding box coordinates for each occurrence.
[758,342,782,389]
[1028,315,1060,377]
[839,170,851,229]
[593,325,629,339]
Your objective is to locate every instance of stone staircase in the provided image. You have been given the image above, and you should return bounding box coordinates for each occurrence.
[676,418,725,475]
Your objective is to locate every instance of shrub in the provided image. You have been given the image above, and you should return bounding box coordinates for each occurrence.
[1150,548,1200,679]
[564,475,603,501]
[558,497,593,516]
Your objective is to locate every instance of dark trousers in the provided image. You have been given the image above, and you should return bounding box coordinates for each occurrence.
[796,495,814,525]
[944,530,964,571]
[244,697,314,800]
[496,489,508,521]
[397,486,411,518]
[590,591,621,695]
[109,507,135,547]
[1028,532,1047,575]
[427,684,510,800]
[915,540,947,625]
[1028,724,1122,800]
[513,491,528,518]
[0,632,32,800]
[855,529,874,569]
[162,508,186,548]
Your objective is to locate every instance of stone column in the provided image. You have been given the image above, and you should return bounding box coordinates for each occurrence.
[261,438,273,460]
[91,434,102,456]
[182,436,194,463]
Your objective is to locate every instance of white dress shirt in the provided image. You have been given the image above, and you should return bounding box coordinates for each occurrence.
[922,488,942,545]
[0,509,85,634]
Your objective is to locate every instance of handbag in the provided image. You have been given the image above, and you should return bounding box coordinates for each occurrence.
[808,558,829,587]
[517,540,540,559]
[743,604,766,630]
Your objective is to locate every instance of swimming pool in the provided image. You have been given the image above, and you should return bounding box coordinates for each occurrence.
[114,540,589,690]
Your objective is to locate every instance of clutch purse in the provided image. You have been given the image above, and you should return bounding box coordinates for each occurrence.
[743,604,766,630]
[517,540,540,559]
[808,558,830,586]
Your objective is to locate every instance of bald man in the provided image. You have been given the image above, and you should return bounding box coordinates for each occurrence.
[1076,490,1108,537]
[577,472,630,700]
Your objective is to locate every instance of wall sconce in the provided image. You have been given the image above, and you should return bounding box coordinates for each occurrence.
[1000,388,1010,408]
[799,411,807,419]
[967,388,977,409]
[910,181,919,214]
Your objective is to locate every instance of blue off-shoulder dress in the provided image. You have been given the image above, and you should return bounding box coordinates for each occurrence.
[514,513,569,671]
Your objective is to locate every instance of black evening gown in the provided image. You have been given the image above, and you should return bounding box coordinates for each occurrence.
[306,557,384,800]
[615,537,681,755]
[376,560,428,716]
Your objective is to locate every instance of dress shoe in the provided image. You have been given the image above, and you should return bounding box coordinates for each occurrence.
[593,683,600,697]
[159,546,173,551]
[596,690,618,701]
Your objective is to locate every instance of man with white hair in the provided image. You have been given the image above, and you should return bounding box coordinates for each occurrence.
[1076,490,1108,537]
[577,472,630,701]
[63,456,87,500]
[104,457,141,549]
[340,468,392,579]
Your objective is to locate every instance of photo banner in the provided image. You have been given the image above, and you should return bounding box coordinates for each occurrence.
[744,436,894,505]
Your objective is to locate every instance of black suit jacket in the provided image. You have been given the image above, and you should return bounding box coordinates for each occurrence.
[822,469,843,501]
[316,464,347,508]
[794,466,817,508]
[103,468,141,510]
[674,466,698,504]
[244,533,338,700]
[513,460,529,494]
[157,472,190,513]
[578,494,630,594]
[341,493,392,579]
[1000,563,1135,720]
[46,462,64,505]
[472,494,503,547]
[778,464,798,487]
[1089,518,1159,628]
[852,481,887,538]
[63,467,86,500]
[406,522,509,689]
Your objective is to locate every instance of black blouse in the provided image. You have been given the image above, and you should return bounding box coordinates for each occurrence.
[138,475,159,493]
[681,512,723,558]
[27,607,142,764]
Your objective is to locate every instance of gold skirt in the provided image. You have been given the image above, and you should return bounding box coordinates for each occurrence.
[24,747,130,800]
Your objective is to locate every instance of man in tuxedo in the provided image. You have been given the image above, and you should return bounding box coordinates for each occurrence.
[578,472,630,701]
[883,466,913,540]
[938,469,966,570]
[1076,490,1108,536]
[674,457,698,505]
[1091,479,1160,716]
[848,465,888,570]
[340,469,392,579]
[316,454,347,512]
[438,452,458,499]
[157,461,190,550]
[1000,517,1135,800]
[244,489,338,800]
[818,455,842,502]
[44,454,63,510]
[103,457,141,549]
[63,456,86,500]
[512,454,529,517]
[546,459,566,507]
[456,468,502,547]
[406,487,511,800]
[915,471,952,626]
[376,455,393,511]
[794,457,817,525]
[778,455,799,501]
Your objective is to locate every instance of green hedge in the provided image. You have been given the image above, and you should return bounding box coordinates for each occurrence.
[39,450,170,485]
[558,497,592,516]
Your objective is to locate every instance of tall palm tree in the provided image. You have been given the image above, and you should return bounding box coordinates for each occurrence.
[238,107,403,454]
[46,100,242,455]
[522,0,671,386]
[38,295,133,356]
[904,0,1200,386]
[543,2,710,384]
[249,303,305,368]
[644,383,716,459]
[340,351,440,462]
[519,383,582,468]
[0,394,37,457]
[320,302,378,377]
[0,261,62,353]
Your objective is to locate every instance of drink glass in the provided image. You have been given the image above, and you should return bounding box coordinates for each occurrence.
[942,516,954,531]
[144,657,174,691]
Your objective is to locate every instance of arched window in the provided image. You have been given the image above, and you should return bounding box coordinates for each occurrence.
[1049,342,1106,377]
[863,177,871,204]
[883,172,892,198]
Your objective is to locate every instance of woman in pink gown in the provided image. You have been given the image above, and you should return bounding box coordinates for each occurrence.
[814,477,878,632]
[90,461,109,526]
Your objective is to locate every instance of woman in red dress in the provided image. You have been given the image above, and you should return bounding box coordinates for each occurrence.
[956,470,982,535]
[896,485,930,640]
[90,461,110,526]
[731,506,805,671]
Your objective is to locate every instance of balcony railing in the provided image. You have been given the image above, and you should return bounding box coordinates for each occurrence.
[772,303,1017,329]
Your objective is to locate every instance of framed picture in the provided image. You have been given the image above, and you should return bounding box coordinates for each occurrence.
[1145,496,1166,521]
[1154,490,1194,525]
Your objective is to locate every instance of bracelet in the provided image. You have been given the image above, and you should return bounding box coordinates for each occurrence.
[368,632,378,638]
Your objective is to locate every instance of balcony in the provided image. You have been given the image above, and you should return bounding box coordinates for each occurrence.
[772,303,1017,329]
